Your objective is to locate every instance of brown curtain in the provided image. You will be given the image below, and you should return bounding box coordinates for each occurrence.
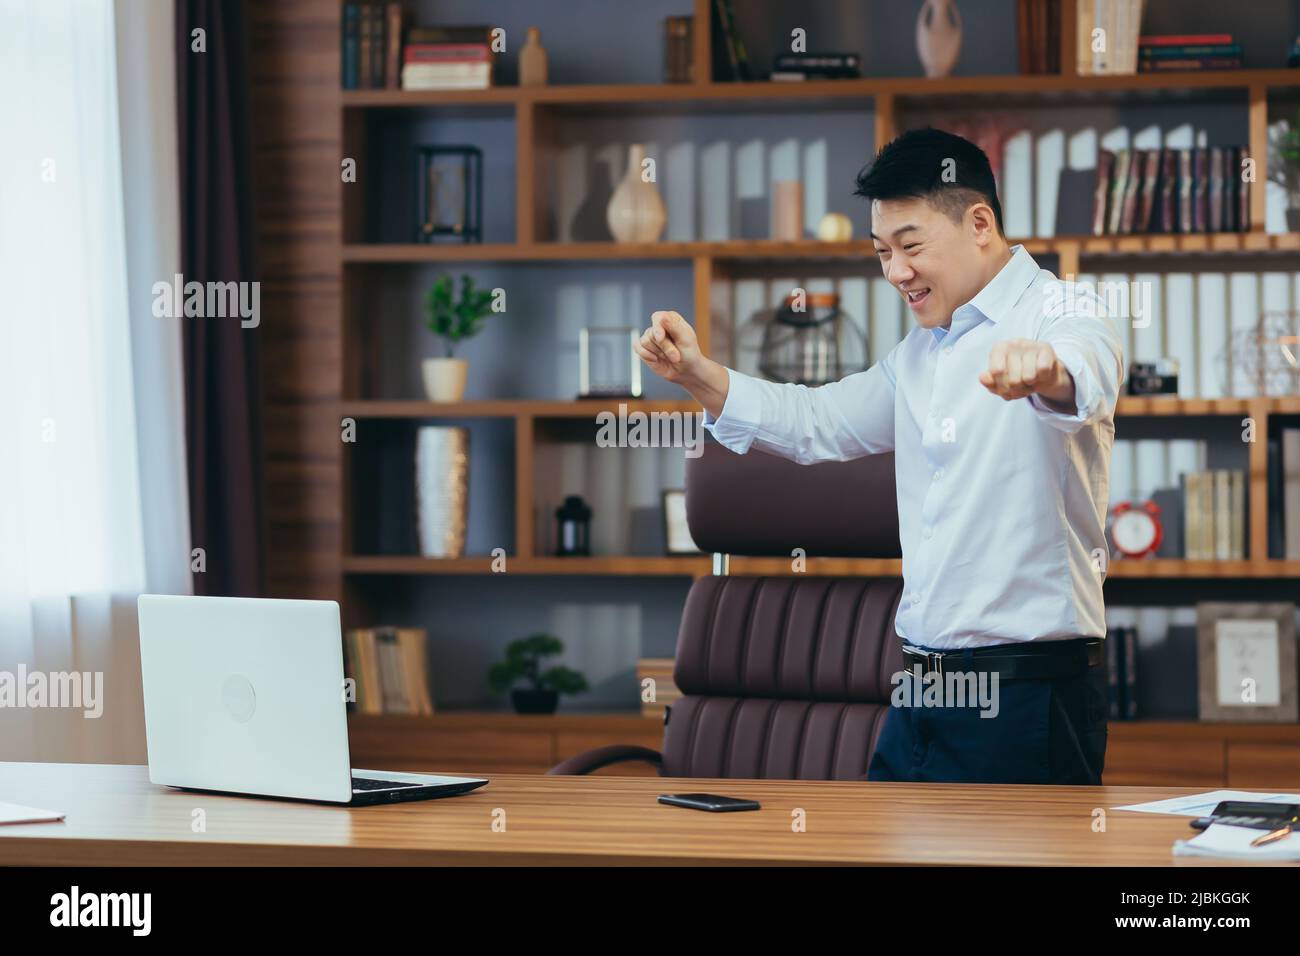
[176,0,265,597]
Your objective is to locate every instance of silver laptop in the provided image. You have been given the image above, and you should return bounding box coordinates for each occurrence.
[137,594,487,805]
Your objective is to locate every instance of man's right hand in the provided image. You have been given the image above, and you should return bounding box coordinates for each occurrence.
[636,310,730,418]
[635,310,700,384]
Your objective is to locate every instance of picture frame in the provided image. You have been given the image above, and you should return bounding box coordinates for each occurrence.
[662,489,701,555]
[1196,602,1298,722]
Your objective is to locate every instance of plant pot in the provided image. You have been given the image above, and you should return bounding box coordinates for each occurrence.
[511,688,559,714]
[421,357,468,402]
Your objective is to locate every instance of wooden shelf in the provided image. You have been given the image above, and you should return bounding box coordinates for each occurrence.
[342,555,711,576]
[343,234,1300,265]
[340,399,700,419]
[340,68,1300,112]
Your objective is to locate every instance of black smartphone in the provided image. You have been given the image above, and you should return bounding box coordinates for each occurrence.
[658,793,761,812]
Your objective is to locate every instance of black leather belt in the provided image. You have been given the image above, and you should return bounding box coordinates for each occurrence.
[901,638,1103,681]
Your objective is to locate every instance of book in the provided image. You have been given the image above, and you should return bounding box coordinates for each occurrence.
[1107,149,1131,235]
[358,4,373,90]
[1092,149,1115,235]
[1135,148,1160,233]
[1118,148,1143,233]
[369,5,385,89]
[404,43,491,62]
[1194,147,1209,232]
[344,627,434,715]
[1177,148,1193,233]
[1285,429,1300,559]
[1214,469,1231,560]
[1123,626,1138,719]
[711,0,749,81]
[1139,57,1243,71]
[342,4,361,90]
[385,2,403,89]
[1208,146,1224,233]
[1157,148,1177,232]
[1105,627,1122,719]
[664,15,693,83]
[1139,33,1233,46]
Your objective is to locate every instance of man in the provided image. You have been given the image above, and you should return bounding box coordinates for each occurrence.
[635,128,1124,785]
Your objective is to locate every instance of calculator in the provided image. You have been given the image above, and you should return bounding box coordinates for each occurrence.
[1189,800,1300,831]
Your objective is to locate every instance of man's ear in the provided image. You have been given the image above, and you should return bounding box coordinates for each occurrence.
[968,202,998,247]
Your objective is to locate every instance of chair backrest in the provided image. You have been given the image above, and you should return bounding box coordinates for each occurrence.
[661,441,904,780]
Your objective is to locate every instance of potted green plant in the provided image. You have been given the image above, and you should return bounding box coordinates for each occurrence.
[422,273,495,401]
[488,633,589,714]
[1269,110,1300,232]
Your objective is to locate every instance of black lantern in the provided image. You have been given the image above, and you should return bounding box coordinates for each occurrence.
[758,291,866,386]
[555,495,592,556]
[414,144,483,243]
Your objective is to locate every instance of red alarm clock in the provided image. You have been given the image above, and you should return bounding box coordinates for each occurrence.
[1108,500,1163,558]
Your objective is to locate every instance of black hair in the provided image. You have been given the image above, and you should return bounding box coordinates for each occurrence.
[853,127,1004,236]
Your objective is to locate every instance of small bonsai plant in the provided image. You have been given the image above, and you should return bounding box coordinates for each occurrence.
[488,633,589,714]
[420,273,495,401]
[424,272,495,358]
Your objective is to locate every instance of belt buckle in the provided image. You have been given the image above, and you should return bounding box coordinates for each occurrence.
[926,650,944,679]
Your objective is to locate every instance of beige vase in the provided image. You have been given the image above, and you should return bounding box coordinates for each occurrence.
[606,144,666,243]
[421,357,468,402]
[519,26,548,86]
[916,0,962,79]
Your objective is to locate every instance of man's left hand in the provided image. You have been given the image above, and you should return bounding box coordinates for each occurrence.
[978,338,1075,412]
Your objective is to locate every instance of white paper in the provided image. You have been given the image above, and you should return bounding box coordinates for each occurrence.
[0,801,65,825]
[1112,789,1300,817]
[1174,823,1300,860]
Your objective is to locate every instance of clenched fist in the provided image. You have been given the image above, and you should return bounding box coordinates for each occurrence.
[636,310,730,419]
[979,338,1075,411]
[635,310,703,385]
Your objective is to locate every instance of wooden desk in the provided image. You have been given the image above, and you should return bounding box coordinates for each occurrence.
[0,762,1279,866]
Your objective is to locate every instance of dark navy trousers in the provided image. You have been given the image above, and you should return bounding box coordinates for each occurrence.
[866,649,1109,785]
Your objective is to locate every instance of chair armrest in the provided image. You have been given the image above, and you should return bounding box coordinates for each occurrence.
[547,744,663,776]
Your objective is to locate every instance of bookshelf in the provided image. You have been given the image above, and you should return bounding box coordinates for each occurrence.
[250,0,1300,780]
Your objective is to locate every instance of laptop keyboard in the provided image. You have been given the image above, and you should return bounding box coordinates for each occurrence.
[352,776,421,792]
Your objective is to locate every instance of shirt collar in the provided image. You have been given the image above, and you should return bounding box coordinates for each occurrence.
[929,244,1039,344]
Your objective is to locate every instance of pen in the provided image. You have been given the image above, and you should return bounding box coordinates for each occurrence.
[1250,825,1292,848]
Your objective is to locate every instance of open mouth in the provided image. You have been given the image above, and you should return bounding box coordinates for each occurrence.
[904,288,931,308]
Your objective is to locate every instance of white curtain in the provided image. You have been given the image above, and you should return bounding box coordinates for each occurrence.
[0,0,191,763]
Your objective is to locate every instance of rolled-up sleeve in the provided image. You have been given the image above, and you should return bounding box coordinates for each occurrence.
[702,347,898,464]
[1027,288,1125,432]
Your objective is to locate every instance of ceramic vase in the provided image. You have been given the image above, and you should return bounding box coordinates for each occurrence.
[415,426,469,558]
[520,26,548,86]
[917,0,962,79]
[606,144,666,243]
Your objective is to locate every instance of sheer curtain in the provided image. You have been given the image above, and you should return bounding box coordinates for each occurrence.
[0,0,191,762]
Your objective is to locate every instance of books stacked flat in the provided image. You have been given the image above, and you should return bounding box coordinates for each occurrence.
[1076,0,1144,75]
[1092,146,1251,236]
[1016,0,1061,74]
[1104,626,1139,720]
[341,2,404,90]
[770,53,861,82]
[401,26,494,90]
[345,627,435,715]
[1182,470,1246,561]
[1139,34,1242,72]
[636,658,681,718]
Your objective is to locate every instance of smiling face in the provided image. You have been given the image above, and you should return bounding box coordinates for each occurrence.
[870,195,1003,330]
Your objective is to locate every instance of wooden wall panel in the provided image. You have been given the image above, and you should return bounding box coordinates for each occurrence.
[249,0,343,603]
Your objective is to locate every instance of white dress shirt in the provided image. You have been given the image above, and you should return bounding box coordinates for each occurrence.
[703,245,1125,650]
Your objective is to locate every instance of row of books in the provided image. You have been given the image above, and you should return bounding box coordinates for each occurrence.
[1092,147,1252,236]
[1182,470,1246,561]
[1138,34,1242,73]
[1076,0,1145,75]
[1016,0,1062,75]
[1269,429,1300,560]
[1104,626,1140,720]
[345,627,435,715]
[341,3,402,90]
[663,15,694,84]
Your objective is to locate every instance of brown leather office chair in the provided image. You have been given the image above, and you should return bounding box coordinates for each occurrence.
[548,439,905,780]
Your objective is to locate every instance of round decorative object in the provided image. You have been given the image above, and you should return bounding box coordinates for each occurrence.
[816,212,853,241]
[606,144,666,242]
[1109,500,1163,558]
[916,0,962,79]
